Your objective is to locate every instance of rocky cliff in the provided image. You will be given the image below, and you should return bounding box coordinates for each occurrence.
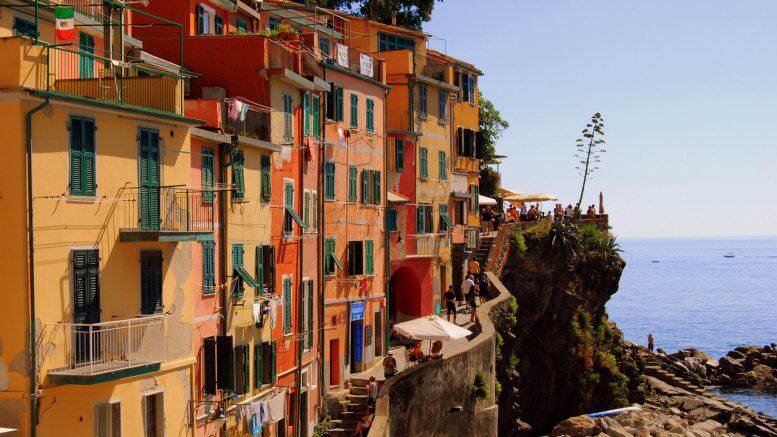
[493,222,643,436]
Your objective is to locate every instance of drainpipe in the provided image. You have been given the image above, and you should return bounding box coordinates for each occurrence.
[318,68,327,417]
[219,145,228,343]
[382,85,390,356]
[26,96,50,437]
[295,89,305,437]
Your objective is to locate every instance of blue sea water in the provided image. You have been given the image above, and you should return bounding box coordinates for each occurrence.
[606,237,777,417]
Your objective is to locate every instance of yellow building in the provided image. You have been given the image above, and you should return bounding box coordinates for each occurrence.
[0,3,204,436]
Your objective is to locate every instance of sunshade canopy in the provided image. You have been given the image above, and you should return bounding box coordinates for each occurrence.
[506,193,558,203]
[387,190,409,203]
[496,187,525,198]
[478,194,497,206]
[393,315,472,341]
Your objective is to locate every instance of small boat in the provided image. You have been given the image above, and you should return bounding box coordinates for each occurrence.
[724,253,735,258]
[651,260,660,263]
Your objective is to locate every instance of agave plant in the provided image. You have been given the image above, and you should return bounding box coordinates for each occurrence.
[547,221,580,267]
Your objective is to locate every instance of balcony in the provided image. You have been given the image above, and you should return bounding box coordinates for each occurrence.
[388,109,413,133]
[222,97,271,142]
[119,186,214,242]
[45,315,166,385]
[465,227,480,250]
[406,233,450,258]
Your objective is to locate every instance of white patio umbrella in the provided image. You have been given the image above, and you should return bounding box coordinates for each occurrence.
[392,315,472,341]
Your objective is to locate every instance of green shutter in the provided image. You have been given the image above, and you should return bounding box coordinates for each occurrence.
[365,240,374,275]
[350,93,358,128]
[202,147,214,202]
[304,92,310,136]
[78,32,94,79]
[203,242,215,294]
[254,343,263,387]
[313,95,321,138]
[261,155,271,202]
[304,191,310,228]
[387,208,397,232]
[283,278,292,334]
[255,246,263,293]
[438,151,447,180]
[139,129,160,231]
[242,344,249,394]
[395,139,404,172]
[336,86,344,121]
[232,244,244,298]
[361,169,369,205]
[140,251,163,315]
[270,341,277,382]
[307,281,313,348]
[325,162,335,200]
[325,238,335,275]
[283,93,293,142]
[73,249,99,324]
[348,165,357,202]
[312,192,318,230]
[439,91,446,119]
[374,171,381,205]
[231,148,245,199]
[419,84,427,115]
[420,148,428,179]
[416,206,423,233]
[70,117,96,197]
[366,99,374,132]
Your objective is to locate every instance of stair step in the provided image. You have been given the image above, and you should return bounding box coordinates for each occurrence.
[350,386,368,395]
[349,378,371,387]
[347,394,369,404]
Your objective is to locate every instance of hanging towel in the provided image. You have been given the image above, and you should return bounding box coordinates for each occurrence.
[359,53,374,77]
[336,43,349,68]
[239,101,249,121]
[251,413,262,435]
[228,99,241,121]
[258,400,271,423]
[252,300,262,324]
[269,298,280,329]
[267,392,286,423]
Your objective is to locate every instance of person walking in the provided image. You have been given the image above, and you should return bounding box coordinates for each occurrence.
[444,285,457,324]
[382,353,397,378]
[647,333,655,352]
[367,376,379,407]
[468,258,480,276]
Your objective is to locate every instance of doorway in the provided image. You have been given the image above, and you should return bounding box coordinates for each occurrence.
[138,128,160,231]
[350,320,363,373]
[73,249,100,364]
[299,389,308,437]
[329,339,340,386]
[374,310,383,356]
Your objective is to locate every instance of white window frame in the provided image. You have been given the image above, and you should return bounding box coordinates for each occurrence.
[94,399,121,437]
[142,389,164,437]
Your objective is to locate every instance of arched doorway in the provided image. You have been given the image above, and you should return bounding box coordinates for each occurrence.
[389,266,422,322]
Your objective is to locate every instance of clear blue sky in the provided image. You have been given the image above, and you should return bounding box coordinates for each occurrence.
[424,0,777,237]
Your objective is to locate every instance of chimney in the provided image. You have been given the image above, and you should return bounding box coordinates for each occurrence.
[391,11,397,26]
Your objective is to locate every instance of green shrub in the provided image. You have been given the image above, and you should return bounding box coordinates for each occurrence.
[313,419,335,437]
[509,354,519,367]
[495,380,502,397]
[523,221,551,240]
[495,332,504,359]
[472,372,489,399]
[510,228,527,253]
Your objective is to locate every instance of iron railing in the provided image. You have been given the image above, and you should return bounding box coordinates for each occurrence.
[46,45,183,114]
[120,186,214,234]
[346,46,383,82]
[465,226,480,250]
[406,233,450,258]
[222,97,271,141]
[31,0,111,23]
[45,315,166,377]
[268,39,298,71]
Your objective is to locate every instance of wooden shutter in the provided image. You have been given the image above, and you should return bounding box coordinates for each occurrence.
[416,206,423,234]
[231,148,245,199]
[254,343,263,387]
[350,93,358,128]
[373,171,381,204]
[255,246,263,293]
[361,169,369,205]
[365,240,374,276]
[327,83,336,120]
[70,117,96,196]
[232,244,244,298]
[140,251,162,315]
[283,93,293,141]
[313,95,321,138]
[348,166,357,202]
[387,208,397,232]
[419,84,427,115]
[312,192,318,229]
[82,119,96,196]
[202,242,214,294]
[336,86,344,121]
[304,93,310,136]
[395,139,404,172]
[73,249,99,324]
[262,245,275,292]
[203,337,216,394]
[202,147,214,202]
[420,148,428,179]
[110,402,121,437]
[216,336,234,391]
[270,341,277,382]
[307,280,314,348]
[260,154,271,202]
[283,278,292,333]
[438,151,446,180]
[366,99,374,132]
[325,162,335,199]
[241,344,249,394]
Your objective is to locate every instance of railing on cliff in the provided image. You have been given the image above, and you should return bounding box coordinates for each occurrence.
[484,223,516,277]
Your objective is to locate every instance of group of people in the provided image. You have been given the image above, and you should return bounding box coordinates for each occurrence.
[444,259,490,325]
[480,206,503,231]
[352,377,380,437]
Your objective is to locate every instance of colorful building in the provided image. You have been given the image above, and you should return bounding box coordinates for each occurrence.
[0,2,204,436]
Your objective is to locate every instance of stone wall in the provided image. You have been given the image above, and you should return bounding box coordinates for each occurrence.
[368,279,512,437]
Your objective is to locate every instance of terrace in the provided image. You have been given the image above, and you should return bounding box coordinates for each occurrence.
[118,185,215,242]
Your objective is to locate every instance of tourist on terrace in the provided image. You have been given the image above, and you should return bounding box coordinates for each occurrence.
[648,333,655,352]
[382,353,397,378]
[586,204,596,219]
[444,285,457,323]
[468,258,480,276]
[462,274,475,304]
[507,205,519,222]
[467,283,478,323]
[481,207,493,231]
[478,272,490,302]
[520,202,527,215]
[564,204,574,218]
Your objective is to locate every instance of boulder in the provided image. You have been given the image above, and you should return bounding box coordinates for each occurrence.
[688,420,726,436]
[719,356,745,374]
[726,350,745,360]
[552,415,597,437]
[743,364,777,388]
[604,425,633,437]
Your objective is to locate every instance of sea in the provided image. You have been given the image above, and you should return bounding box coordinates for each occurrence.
[606,237,777,417]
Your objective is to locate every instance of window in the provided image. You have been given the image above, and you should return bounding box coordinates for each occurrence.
[282,277,292,334]
[325,238,342,275]
[327,84,344,121]
[202,241,215,294]
[395,138,404,172]
[95,401,121,437]
[387,208,398,232]
[303,93,310,136]
[438,91,447,121]
[203,337,216,395]
[361,169,371,205]
[72,250,99,328]
[234,344,249,394]
[79,32,95,79]
[416,204,434,234]
[350,93,358,128]
[305,280,314,349]
[319,37,331,58]
[253,343,263,387]
[455,200,467,226]
[348,241,364,276]
[468,75,476,104]
[419,147,428,179]
[268,17,281,30]
[373,170,381,204]
[202,147,214,202]
[438,151,447,181]
[13,17,37,38]
[283,92,293,143]
[143,392,163,437]
[440,204,453,231]
[216,336,234,391]
[418,84,427,116]
[365,240,374,276]
[311,192,318,231]
[196,4,213,35]
[140,251,163,315]
[460,129,476,158]
[284,180,303,235]
[324,162,335,200]
[214,15,224,35]
[260,154,271,202]
[231,148,245,200]
[259,245,275,292]
[70,116,96,196]
[366,99,375,132]
[259,341,277,383]
[303,190,310,229]
[312,95,321,138]
[378,32,414,52]
[236,17,247,32]
[348,165,358,202]
[462,72,470,103]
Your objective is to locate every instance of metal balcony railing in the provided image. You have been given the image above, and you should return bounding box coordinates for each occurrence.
[268,39,298,71]
[33,0,110,23]
[406,233,450,258]
[46,45,183,114]
[119,186,214,241]
[222,97,271,142]
[45,315,166,381]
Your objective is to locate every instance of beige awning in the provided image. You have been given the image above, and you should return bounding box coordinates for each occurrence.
[479,194,497,206]
[496,187,525,198]
[387,190,409,203]
[506,193,558,203]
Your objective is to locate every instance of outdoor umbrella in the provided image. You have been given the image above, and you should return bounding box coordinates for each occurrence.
[506,193,558,203]
[392,315,472,341]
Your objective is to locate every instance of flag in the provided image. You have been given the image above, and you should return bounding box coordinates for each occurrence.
[55,6,75,41]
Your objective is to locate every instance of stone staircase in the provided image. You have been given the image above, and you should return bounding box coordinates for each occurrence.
[642,353,709,396]
[327,377,373,436]
[476,234,495,266]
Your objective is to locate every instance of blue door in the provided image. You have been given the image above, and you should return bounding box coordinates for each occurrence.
[351,320,363,372]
